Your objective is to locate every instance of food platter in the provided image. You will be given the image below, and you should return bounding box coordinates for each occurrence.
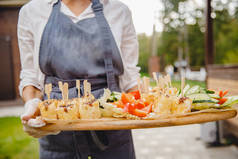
[39,108,237,131]
[37,74,238,132]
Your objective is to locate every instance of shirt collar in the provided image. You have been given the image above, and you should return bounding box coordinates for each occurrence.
[46,0,108,5]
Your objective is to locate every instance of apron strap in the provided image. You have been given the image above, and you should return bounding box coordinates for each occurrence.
[91,0,120,92]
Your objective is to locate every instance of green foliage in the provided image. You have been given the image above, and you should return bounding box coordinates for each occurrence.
[0,117,39,159]
[138,33,151,73]
[137,0,238,73]
[214,9,238,64]
[157,28,179,65]
[187,23,205,66]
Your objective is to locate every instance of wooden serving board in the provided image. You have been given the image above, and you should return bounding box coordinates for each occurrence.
[39,109,237,131]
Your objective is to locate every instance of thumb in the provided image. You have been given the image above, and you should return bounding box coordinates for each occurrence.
[21,113,34,121]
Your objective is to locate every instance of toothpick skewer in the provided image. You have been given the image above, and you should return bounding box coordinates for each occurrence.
[143,77,150,93]
[58,81,63,91]
[168,75,172,88]
[83,80,88,98]
[76,80,80,98]
[137,77,142,95]
[152,72,159,86]
[87,82,91,96]
[181,75,185,97]
[63,83,69,101]
[45,84,52,100]
[165,74,172,88]
[58,81,63,99]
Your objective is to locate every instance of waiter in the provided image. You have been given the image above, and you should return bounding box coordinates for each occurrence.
[18,0,140,158]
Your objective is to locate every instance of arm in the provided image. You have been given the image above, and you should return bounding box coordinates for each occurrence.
[119,6,141,93]
[22,86,42,103]
[126,85,138,93]
[18,6,42,101]
[18,6,59,137]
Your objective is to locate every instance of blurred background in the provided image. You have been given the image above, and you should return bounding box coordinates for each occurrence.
[0,0,238,158]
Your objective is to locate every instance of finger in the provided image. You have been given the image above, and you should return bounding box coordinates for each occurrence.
[28,118,46,128]
[21,120,27,124]
[21,114,34,121]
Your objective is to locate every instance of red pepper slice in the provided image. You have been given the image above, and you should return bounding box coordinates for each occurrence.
[129,90,141,100]
[219,91,223,98]
[222,90,228,97]
[134,101,145,109]
[121,93,135,104]
[114,101,124,109]
[124,103,135,114]
[141,104,152,113]
[218,98,227,105]
[133,109,147,117]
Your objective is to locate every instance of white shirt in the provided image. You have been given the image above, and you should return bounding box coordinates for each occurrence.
[17,0,140,96]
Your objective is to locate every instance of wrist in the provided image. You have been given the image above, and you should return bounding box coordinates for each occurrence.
[24,98,42,110]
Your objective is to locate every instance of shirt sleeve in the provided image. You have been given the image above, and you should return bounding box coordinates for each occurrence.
[17,6,41,97]
[119,6,140,92]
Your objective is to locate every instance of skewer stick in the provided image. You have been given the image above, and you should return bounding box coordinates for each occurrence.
[165,74,172,88]
[45,84,52,100]
[87,82,91,96]
[152,72,159,86]
[63,83,69,101]
[137,77,142,95]
[143,77,150,93]
[58,81,63,99]
[76,80,80,98]
[181,75,185,97]
[158,76,163,89]
[83,80,88,98]
[58,81,63,91]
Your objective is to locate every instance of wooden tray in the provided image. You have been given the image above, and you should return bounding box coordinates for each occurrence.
[39,109,237,131]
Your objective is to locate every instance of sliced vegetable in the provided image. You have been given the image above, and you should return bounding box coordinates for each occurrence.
[113,101,124,109]
[218,98,227,105]
[221,96,238,106]
[186,85,200,95]
[141,104,152,113]
[183,84,190,95]
[187,93,211,101]
[134,101,145,109]
[121,93,135,104]
[206,90,215,94]
[209,94,220,99]
[129,90,141,100]
[193,100,215,103]
[133,109,147,117]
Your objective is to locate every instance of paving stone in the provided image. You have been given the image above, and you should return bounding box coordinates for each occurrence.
[132,125,238,159]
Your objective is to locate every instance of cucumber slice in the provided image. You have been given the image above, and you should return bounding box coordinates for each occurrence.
[221,96,238,106]
[187,93,211,101]
[183,84,190,95]
[192,102,215,110]
[186,85,200,95]
[206,90,215,94]
[193,100,215,103]
[209,94,220,99]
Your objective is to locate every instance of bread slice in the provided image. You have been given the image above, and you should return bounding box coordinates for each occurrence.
[79,97,101,119]
[38,99,58,119]
[56,99,79,120]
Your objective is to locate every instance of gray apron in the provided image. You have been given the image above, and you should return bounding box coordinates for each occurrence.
[38,0,135,158]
